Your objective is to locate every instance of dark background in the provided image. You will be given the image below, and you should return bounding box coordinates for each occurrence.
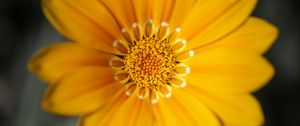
[0,0,299,126]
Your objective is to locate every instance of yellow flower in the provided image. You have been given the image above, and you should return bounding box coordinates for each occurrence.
[28,0,278,125]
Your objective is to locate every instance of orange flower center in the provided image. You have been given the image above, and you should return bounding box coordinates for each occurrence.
[110,19,194,103]
[124,35,176,99]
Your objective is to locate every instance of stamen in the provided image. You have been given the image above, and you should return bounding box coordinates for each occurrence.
[175,64,190,76]
[132,22,141,41]
[176,50,195,61]
[169,27,181,43]
[157,22,169,39]
[159,85,172,98]
[171,39,187,53]
[109,57,124,69]
[125,82,137,96]
[121,28,133,44]
[137,87,149,99]
[145,19,153,37]
[114,72,129,84]
[170,77,187,88]
[150,89,159,104]
[112,40,128,53]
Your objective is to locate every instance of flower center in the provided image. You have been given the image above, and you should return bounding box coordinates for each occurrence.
[110,19,194,103]
[124,35,176,94]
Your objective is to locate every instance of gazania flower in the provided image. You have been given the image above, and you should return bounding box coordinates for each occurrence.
[28,0,278,125]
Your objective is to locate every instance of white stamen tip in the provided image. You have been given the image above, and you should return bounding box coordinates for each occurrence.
[112,40,118,47]
[175,27,181,33]
[161,22,168,27]
[151,99,158,104]
[165,93,172,98]
[121,28,126,33]
[146,19,153,24]
[181,82,187,87]
[132,22,139,28]
[181,40,187,44]
[186,67,191,74]
[189,50,195,56]
[138,95,145,99]
[108,59,113,67]
[114,76,119,81]
[125,91,131,96]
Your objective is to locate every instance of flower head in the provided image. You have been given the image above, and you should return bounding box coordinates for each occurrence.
[28,0,278,125]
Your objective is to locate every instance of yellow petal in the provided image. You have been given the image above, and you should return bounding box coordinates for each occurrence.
[187,86,264,126]
[132,0,196,27]
[117,0,195,29]
[185,47,274,93]
[28,43,112,83]
[79,93,155,126]
[151,0,195,26]
[168,0,196,27]
[180,0,257,50]
[152,0,171,24]
[205,17,279,54]
[99,0,137,28]
[131,0,149,24]
[42,66,121,116]
[78,91,126,126]
[42,0,121,53]
[152,88,221,126]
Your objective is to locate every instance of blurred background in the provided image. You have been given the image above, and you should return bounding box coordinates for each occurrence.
[0,0,299,126]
